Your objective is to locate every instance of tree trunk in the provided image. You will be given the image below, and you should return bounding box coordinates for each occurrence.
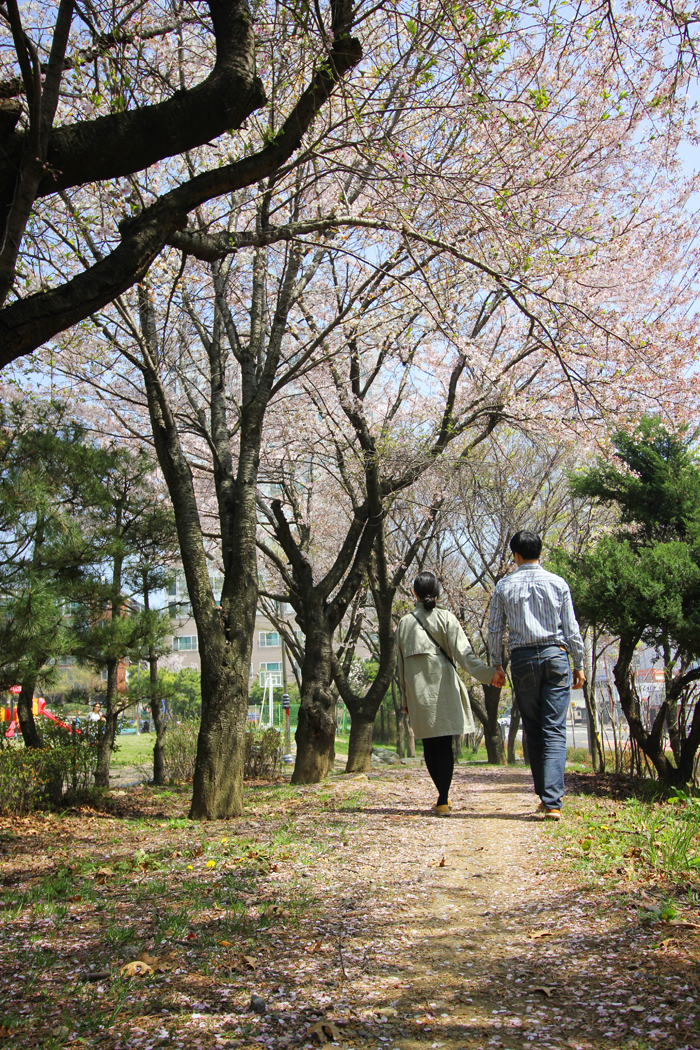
[149,652,166,786]
[94,659,120,789]
[17,676,43,749]
[345,712,374,773]
[190,631,252,816]
[141,341,261,818]
[613,637,675,783]
[391,679,405,758]
[452,734,463,761]
[292,615,336,784]
[582,678,604,772]
[469,684,506,765]
[507,700,520,765]
[405,715,416,757]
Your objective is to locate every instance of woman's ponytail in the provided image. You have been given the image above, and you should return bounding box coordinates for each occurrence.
[413,571,440,611]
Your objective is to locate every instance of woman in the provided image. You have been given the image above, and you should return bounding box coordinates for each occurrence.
[397,571,504,815]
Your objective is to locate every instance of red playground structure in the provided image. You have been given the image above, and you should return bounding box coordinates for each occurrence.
[3,696,75,738]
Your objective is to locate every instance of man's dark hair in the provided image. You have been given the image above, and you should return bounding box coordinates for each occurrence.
[509,530,542,560]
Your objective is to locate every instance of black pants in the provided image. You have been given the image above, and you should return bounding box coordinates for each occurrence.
[422,735,454,806]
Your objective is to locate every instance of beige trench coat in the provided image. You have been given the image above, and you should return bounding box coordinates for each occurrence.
[397,605,497,739]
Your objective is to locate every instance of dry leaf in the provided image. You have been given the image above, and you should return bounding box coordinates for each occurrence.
[666,920,700,930]
[308,1021,342,1043]
[528,930,552,940]
[235,954,258,970]
[532,985,555,997]
[438,856,445,868]
[95,866,113,877]
[120,960,153,977]
[306,940,323,954]
[218,939,234,948]
[376,1007,398,1018]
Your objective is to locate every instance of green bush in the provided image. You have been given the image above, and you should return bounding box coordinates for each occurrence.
[245,728,282,779]
[156,722,283,784]
[161,721,199,783]
[0,721,99,814]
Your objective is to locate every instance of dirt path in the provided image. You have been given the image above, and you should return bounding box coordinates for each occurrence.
[0,765,697,1049]
[286,765,697,1050]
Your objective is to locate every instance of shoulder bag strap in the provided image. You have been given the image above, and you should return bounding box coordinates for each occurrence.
[410,611,457,670]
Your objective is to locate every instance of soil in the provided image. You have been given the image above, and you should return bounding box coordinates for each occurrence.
[0,765,697,1050]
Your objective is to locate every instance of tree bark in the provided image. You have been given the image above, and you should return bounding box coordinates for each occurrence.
[391,679,405,758]
[291,615,336,784]
[405,715,416,758]
[94,659,120,789]
[149,653,166,786]
[17,675,42,749]
[613,636,700,786]
[469,684,506,765]
[345,712,374,773]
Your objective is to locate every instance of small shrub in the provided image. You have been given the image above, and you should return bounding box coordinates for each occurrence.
[245,728,282,779]
[158,723,283,784]
[162,721,199,783]
[0,721,99,815]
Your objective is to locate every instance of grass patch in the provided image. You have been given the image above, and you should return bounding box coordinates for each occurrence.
[110,732,156,767]
[558,788,700,885]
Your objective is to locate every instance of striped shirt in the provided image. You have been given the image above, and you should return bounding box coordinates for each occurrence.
[487,562,585,669]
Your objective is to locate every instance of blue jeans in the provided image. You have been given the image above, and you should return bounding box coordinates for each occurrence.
[510,645,571,810]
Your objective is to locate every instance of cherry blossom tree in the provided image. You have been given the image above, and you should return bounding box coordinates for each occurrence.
[0,0,361,366]
[17,0,700,808]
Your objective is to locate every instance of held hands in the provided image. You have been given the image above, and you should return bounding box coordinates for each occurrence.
[491,667,506,689]
[572,669,586,690]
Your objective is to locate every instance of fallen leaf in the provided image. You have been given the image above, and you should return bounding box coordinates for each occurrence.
[120,960,153,977]
[218,939,234,948]
[51,1025,71,1042]
[532,986,555,998]
[438,856,445,868]
[376,1007,398,1018]
[528,930,552,941]
[95,866,114,877]
[666,920,700,930]
[308,1021,342,1043]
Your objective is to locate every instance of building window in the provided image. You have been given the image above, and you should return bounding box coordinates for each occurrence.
[259,662,282,686]
[173,635,198,652]
[259,630,281,648]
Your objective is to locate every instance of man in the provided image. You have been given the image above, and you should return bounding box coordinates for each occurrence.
[487,530,585,820]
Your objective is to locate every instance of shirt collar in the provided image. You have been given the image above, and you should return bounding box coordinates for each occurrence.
[516,561,541,572]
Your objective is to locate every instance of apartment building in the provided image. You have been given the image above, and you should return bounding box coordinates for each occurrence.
[165,575,294,686]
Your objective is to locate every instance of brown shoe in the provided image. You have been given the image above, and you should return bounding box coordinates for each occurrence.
[432,804,451,817]
[544,808,561,822]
